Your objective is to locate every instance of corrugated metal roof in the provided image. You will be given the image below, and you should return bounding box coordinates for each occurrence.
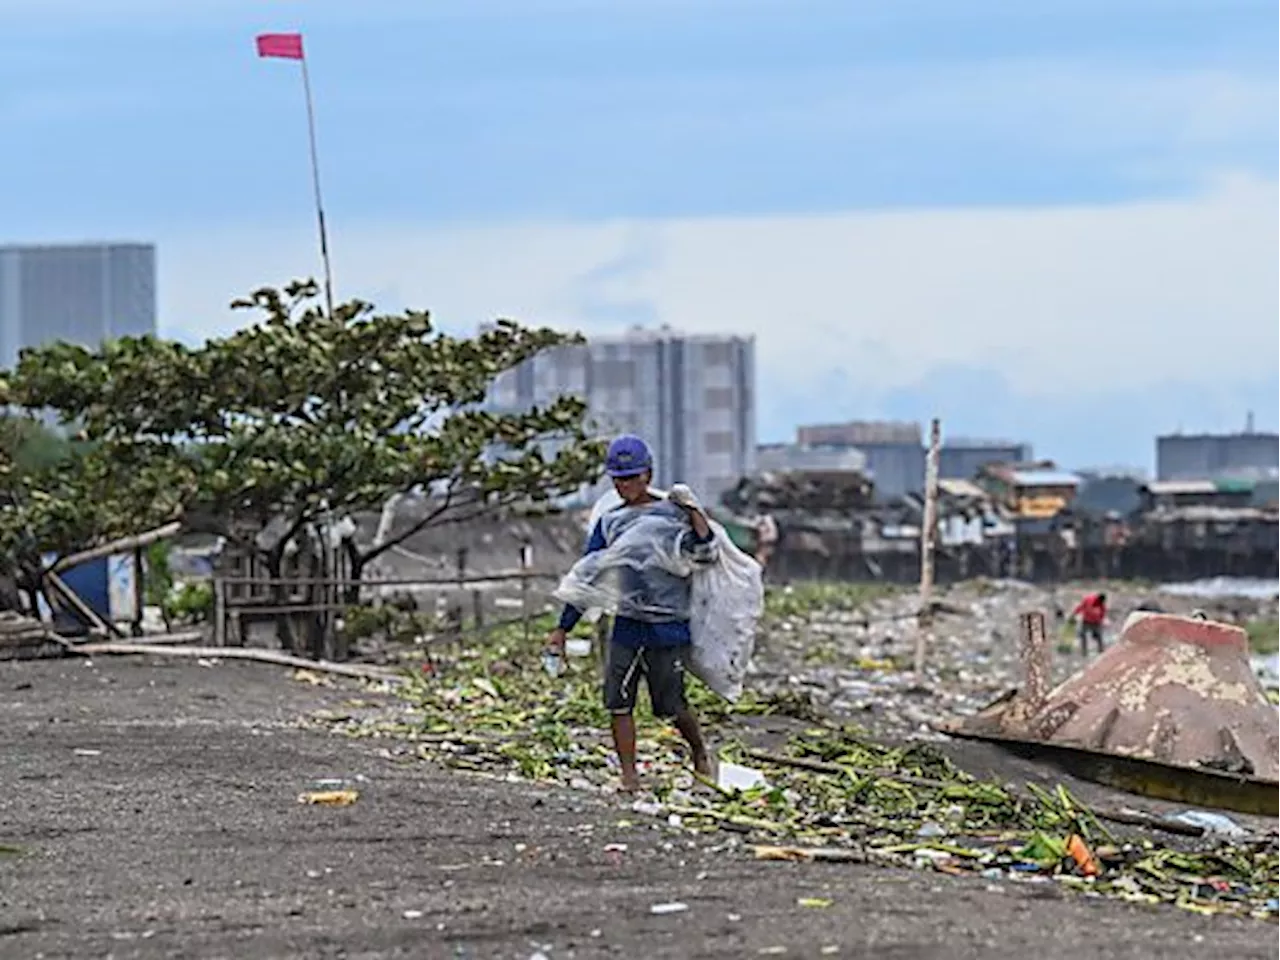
[1145,480,1218,496]
[938,478,988,499]
[1010,470,1081,487]
[944,437,1022,448]
[797,420,922,445]
[1148,505,1271,522]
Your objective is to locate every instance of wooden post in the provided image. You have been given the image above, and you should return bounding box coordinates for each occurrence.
[50,521,182,574]
[914,417,941,677]
[131,546,145,638]
[519,539,532,649]
[1017,611,1050,710]
[1004,610,1051,732]
[213,577,227,647]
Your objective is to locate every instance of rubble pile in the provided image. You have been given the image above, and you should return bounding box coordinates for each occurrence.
[748,579,1280,741]
[723,470,875,516]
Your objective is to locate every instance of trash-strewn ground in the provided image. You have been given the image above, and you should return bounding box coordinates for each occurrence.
[748,577,1280,742]
[2,655,1276,960]
[4,576,1277,957]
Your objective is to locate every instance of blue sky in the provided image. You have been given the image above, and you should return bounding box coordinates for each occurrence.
[2,0,1277,472]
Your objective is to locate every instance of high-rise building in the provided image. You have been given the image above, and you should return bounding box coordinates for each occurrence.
[794,421,924,500]
[487,328,756,506]
[939,438,1032,483]
[791,421,1034,500]
[1156,430,1279,482]
[0,243,157,369]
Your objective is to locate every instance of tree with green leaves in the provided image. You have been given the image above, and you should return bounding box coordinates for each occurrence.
[3,280,602,651]
[0,415,74,474]
[0,417,191,613]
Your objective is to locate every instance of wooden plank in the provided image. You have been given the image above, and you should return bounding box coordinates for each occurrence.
[67,642,407,684]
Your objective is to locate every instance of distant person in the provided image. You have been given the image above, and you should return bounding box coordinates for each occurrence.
[1070,591,1108,655]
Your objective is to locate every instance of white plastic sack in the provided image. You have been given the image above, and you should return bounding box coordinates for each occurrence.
[557,490,763,701]
[557,495,698,621]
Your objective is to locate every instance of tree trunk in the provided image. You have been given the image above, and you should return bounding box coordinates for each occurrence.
[19,561,44,619]
[304,545,326,660]
[343,540,364,606]
[265,546,301,655]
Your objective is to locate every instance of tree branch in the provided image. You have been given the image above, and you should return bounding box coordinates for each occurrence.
[356,481,459,567]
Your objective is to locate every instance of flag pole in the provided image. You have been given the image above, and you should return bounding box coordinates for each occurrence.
[298,54,335,319]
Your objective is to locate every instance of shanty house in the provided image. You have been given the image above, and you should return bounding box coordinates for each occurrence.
[977,464,1081,518]
[1140,479,1256,513]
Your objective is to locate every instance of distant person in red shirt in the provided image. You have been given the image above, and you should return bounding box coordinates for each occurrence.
[1070,591,1108,655]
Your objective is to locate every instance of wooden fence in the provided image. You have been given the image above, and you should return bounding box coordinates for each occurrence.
[211,565,563,657]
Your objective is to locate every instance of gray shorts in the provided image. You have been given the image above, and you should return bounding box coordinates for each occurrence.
[603,641,689,718]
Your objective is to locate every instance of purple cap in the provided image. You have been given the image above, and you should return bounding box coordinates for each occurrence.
[605,434,653,478]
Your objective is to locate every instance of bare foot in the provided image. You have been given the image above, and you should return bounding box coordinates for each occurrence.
[619,771,641,793]
[692,752,713,779]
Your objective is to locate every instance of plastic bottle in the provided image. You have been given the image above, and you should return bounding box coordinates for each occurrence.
[542,648,565,677]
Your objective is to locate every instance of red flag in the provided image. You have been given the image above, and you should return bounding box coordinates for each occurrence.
[256,33,304,60]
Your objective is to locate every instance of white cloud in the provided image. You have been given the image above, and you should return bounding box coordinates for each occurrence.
[158,173,1278,405]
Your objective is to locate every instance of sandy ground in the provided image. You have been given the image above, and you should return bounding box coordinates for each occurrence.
[1,655,1275,960]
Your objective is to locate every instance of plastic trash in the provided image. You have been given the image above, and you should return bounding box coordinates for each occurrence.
[717,761,768,792]
[297,789,359,806]
[1066,834,1101,877]
[557,485,763,701]
[541,649,565,678]
[649,902,689,915]
[1170,810,1248,837]
[565,638,592,658]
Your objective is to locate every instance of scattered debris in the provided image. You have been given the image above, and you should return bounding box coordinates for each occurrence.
[649,902,689,915]
[718,761,768,793]
[304,592,1278,921]
[1171,811,1248,838]
[297,789,360,806]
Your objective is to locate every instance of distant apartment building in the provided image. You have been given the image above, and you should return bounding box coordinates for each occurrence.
[487,328,756,506]
[794,421,924,500]
[755,443,867,476]
[938,438,1031,483]
[791,421,1033,500]
[0,243,157,369]
[1156,430,1280,482]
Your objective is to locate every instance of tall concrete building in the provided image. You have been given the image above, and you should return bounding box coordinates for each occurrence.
[0,243,157,369]
[794,421,925,500]
[939,438,1032,483]
[487,328,756,506]
[792,421,1033,500]
[1156,431,1279,482]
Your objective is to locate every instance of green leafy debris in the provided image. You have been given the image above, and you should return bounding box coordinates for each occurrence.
[308,612,1278,922]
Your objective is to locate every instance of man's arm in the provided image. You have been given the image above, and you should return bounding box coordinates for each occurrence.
[548,519,607,649]
[669,484,718,565]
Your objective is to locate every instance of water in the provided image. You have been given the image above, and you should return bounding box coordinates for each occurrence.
[1158,577,1279,600]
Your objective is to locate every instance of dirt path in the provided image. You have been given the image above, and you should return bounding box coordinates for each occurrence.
[1,656,1273,959]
